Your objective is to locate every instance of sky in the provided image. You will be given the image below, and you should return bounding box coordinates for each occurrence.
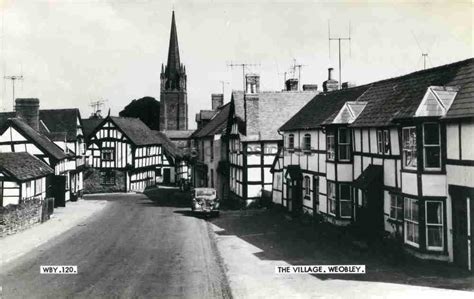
[0,0,472,129]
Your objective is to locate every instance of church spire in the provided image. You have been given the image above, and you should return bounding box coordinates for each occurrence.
[165,11,181,78]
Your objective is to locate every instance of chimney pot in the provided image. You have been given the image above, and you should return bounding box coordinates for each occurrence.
[211,93,224,110]
[328,68,334,80]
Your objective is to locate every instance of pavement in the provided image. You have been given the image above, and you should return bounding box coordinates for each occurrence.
[0,190,231,298]
[0,199,108,270]
[209,209,474,298]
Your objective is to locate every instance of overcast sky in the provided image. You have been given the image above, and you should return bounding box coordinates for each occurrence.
[1,0,472,128]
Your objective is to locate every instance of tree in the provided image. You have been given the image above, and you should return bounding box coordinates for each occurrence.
[119,97,160,130]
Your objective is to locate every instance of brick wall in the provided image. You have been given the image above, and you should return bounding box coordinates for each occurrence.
[0,198,43,237]
[83,168,126,193]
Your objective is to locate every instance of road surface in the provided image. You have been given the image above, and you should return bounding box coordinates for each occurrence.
[0,191,231,298]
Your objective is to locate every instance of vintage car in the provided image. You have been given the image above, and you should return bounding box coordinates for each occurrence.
[191,187,219,216]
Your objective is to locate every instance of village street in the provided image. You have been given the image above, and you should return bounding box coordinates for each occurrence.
[1,188,472,298]
[0,189,231,298]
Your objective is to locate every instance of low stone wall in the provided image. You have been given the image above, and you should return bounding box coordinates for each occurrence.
[83,168,126,194]
[0,198,43,237]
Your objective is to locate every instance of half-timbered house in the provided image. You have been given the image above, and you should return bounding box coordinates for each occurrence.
[84,116,163,193]
[278,58,474,271]
[0,152,53,207]
[227,74,318,206]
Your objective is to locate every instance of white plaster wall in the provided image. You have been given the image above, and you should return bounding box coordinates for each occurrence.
[384,159,396,187]
[461,122,474,160]
[247,184,261,198]
[373,158,383,165]
[447,165,474,188]
[390,127,400,155]
[354,129,361,152]
[308,155,318,172]
[247,167,261,182]
[446,124,460,160]
[362,129,369,152]
[401,172,418,196]
[354,155,362,179]
[370,129,377,154]
[318,155,326,174]
[337,164,352,182]
[326,163,336,181]
[422,174,447,197]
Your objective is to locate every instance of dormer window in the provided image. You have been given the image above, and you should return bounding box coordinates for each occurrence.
[288,134,294,150]
[415,86,458,117]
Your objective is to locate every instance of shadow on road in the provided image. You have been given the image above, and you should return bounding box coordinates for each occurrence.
[143,187,191,208]
[209,208,474,291]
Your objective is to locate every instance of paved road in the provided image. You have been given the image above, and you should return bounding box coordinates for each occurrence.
[0,190,231,298]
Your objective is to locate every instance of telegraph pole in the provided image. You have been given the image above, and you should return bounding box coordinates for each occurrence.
[328,21,351,89]
[227,62,260,91]
[4,75,23,110]
[422,53,428,70]
[219,80,229,97]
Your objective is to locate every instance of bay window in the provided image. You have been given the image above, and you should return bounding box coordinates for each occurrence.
[338,128,351,161]
[402,127,417,169]
[326,132,335,160]
[328,182,336,215]
[339,184,352,218]
[423,123,441,170]
[425,201,444,250]
[389,194,403,221]
[404,198,419,247]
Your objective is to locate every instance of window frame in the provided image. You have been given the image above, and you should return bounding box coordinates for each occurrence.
[304,176,310,197]
[337,128,351,161]
[326,131,335,161]
[422,123,441,171]
[327,181,336,216]
[101,148,114,162]
[389,194,403,221]
[425,200,444,251]
[377,129,391,154]
[404,197,419,248]
[288,134,295,150]
[303,134,311,151]
[339,183,352,218]
[402,127,417,170]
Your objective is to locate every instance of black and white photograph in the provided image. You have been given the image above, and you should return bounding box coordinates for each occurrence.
[0,0,472,298]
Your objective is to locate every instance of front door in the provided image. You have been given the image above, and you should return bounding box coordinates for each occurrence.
[291,179,303,216]
[451,185,473,271]
[163,168,171,185]
[52,175,66,207]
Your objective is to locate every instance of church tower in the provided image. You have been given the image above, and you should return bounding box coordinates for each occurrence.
[160,11,188,131]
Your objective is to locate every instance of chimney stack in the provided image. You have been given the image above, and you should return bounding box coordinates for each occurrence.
[15,98,40,131]
[211,93,224,110]
[302,84,318,91]
[323,68,339,92]
[285,78,299,91]
[245,74,260,94]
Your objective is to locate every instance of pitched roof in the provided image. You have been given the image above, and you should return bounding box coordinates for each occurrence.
[39,109,82,141]
[7,118,67,161]
[352,58,474,126]
[196,110,217,122]
[353,164,383,190]
[280,85,371,131]
[152,130,182,158]
[109,117,163,146]
[82,118,103,139]
[0,152,53,181]
[193,103,231,138]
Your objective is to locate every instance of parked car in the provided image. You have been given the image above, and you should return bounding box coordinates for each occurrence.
[191,187,219,216]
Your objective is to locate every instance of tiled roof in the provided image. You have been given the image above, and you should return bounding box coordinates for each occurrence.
[39,109,82,141]
[196,110,217,122]
[193,103,231,138]
[0,152,53,181]
[280,85,370,131]
[162,130,195,140]
[352,58,474,126]
[152,130,182,158]
[82,118,103,139]
[110,117,163,146]
[4,118,67,161]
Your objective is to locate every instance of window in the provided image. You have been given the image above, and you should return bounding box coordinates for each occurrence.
[389,194,403,221]
[156,168,162,176]
[100,171,115,185]
[304,176,310,197]
[210,140,214,161]
[288,134,294,149]
[402,127,417,169]
[339,184,352,218]
[423,123,441,170]
[303,134,311,151]
[426,201,444,250]
[404,198,419,247]
[338,128,351,161]
[328,182,336,215]
[34,179,42,196]
[326,131,335,160]
[101,149,114,161]
[377,129,391,154]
